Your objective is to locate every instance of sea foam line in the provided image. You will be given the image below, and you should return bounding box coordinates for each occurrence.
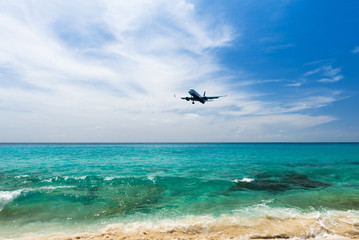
[40,209,359,240]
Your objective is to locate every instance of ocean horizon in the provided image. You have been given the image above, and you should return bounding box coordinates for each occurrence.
[1,143,359,239]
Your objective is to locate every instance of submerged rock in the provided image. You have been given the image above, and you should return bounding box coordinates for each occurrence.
[230,173,331,192]
[282,173,331,189]
[230,179,291,192]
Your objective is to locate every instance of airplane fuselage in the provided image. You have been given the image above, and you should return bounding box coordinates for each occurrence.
[188,89,206,104]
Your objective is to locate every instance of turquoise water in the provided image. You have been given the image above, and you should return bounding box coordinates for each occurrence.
[0,143,359,238]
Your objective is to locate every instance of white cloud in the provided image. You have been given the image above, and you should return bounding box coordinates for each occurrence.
[184,113,200,120]
[286,82,302,87]
[304,65,343,83]
[0,0,340,142]
[318,76,343,83]
[230,114,336,142]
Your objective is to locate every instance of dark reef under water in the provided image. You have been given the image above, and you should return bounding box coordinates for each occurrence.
[230,173,332,192]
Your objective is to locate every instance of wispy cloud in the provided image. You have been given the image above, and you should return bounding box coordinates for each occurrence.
[353,46,359,54]
[0,1,230,108]
[0,0,341,142]
[304,65,343,83]
[286,82,302,87]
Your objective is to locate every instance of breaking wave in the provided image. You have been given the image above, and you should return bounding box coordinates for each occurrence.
[0,189,23,211]
[0,186,74,211]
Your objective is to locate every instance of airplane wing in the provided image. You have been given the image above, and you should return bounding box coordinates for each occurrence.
[181,97,195,101]
[205,95,227,100]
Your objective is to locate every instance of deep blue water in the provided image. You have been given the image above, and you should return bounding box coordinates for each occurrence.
[0,143,358,238]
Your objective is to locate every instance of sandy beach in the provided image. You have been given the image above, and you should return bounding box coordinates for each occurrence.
[25,215,359,240]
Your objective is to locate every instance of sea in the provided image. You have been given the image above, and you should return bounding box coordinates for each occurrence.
[0,143,358,239]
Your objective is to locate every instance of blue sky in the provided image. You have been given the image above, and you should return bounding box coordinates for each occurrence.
[0,0,358,142]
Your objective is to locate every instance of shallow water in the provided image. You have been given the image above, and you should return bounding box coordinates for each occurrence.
[0,143,359,239]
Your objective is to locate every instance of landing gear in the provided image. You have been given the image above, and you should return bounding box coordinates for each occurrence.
[192,101,195,104]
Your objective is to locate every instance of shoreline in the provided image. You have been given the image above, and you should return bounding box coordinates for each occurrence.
[20,214,359,240]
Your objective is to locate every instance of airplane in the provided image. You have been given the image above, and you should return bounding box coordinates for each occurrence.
[179,89,226,104]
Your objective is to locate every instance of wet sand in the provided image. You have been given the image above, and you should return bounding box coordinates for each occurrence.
[25,216,359,240]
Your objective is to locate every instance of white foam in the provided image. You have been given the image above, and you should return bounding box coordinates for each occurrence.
[0,189,23,210]
[102,208,359,239]
[147,175,156,183]
[62,176,84,181]
[38,186,74,190]
[63,176,87,180]
[104,177,114,181]
[41,176,60,182]
[0,186,75,211]
[14,175,29,179]
[41,176,88,182]
[240,178,254,182]
[232,177,254,183]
